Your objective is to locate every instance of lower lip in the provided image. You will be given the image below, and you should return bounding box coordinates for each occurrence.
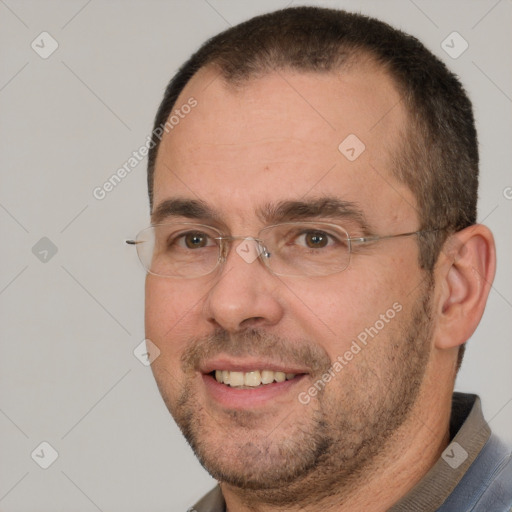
[202,373,306,409]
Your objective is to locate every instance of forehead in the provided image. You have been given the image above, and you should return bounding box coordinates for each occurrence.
[152,63,417,231]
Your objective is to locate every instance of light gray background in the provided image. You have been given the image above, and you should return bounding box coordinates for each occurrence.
[0,0,511,510]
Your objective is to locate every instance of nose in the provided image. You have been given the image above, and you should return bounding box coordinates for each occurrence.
[202,238,284,333]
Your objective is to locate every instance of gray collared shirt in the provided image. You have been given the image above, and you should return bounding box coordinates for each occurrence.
[189,393,512,511]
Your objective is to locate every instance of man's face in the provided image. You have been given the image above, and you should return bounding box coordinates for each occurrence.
[146,64,433,499]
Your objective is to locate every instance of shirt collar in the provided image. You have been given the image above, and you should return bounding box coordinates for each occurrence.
[389,392,490,511]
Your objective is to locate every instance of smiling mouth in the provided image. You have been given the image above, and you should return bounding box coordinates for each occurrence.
[211,369,300,388]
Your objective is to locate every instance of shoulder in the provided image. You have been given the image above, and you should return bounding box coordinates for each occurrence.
[442,434,512,512]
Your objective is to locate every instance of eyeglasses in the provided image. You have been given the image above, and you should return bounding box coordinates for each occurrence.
[126,221,434,278]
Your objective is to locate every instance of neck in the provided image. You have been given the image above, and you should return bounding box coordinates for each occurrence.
[221,382,453,512]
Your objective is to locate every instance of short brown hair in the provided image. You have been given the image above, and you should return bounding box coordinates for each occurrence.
[147,6,479,365]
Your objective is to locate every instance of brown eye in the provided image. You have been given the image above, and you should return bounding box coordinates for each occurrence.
[184,232,208,249]
[304,231,329,248]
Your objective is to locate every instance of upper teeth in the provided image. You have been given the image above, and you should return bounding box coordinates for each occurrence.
[215,370,297,387]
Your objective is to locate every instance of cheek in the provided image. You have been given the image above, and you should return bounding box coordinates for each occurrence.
[288,263,415,359]
[144,276,204,360]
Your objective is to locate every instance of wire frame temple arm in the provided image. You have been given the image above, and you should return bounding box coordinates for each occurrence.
[349,229,440,244]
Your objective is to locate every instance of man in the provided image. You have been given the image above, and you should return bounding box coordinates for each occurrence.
[128,6,512,511]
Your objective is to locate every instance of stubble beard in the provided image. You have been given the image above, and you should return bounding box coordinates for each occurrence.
[153,281,434,507]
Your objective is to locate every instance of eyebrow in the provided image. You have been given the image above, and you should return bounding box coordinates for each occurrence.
[259,197,371,232]
[151,198,219,224]
[151,197,371,233]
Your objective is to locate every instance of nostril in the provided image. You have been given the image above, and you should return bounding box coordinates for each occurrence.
[239,317,267,330]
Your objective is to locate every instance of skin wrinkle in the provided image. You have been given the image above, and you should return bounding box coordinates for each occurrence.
[165,286,433,507]
[191,136,309,147]
[139,7,501,509]
[145,65,461,511]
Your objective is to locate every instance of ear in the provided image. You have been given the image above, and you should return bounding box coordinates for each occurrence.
[433,224,496,351]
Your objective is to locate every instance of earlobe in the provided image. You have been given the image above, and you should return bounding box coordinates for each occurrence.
[435,225,496,350]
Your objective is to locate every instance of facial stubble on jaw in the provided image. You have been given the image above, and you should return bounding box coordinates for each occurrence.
[152,284,434,507]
